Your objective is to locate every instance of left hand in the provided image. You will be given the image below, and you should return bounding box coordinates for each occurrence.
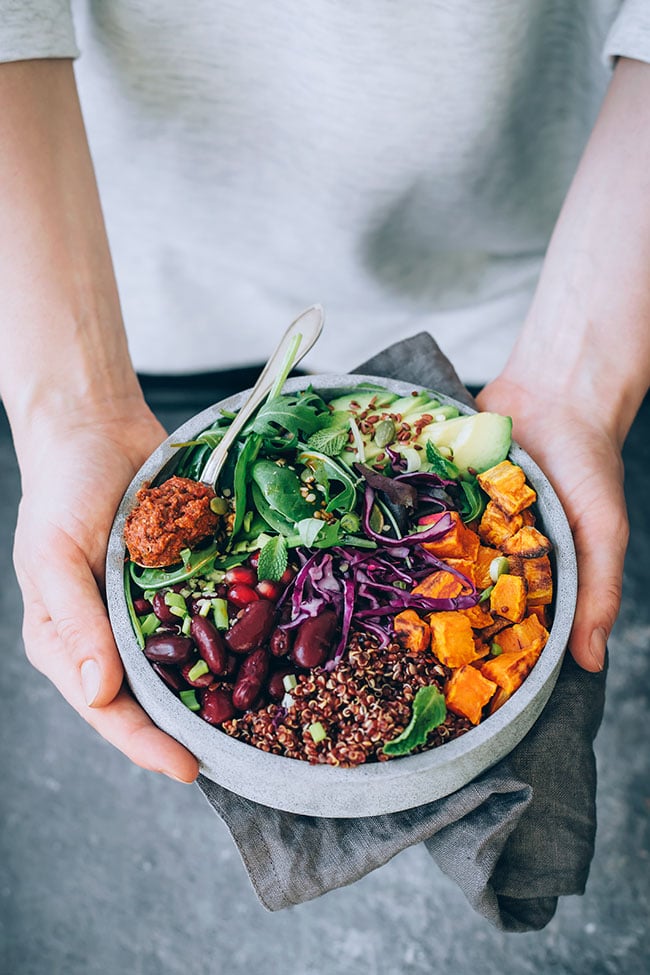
[477,377,628,672]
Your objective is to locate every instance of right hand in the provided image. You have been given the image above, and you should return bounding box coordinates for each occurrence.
[13,402,200,782]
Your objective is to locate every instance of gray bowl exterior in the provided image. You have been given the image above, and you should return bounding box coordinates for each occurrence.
[106,374,577,818]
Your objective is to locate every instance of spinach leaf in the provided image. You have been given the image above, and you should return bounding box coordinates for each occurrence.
[250,482,296,537]
[231,433,262,540]
[251,460,318,523]
[382,686,447,756]
[458,478,487,523]
[129,543,220,591]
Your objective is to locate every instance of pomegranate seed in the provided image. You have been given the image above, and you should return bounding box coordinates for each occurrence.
[255,578,283,601]
[227,583,260,608]
[225,565,258,587]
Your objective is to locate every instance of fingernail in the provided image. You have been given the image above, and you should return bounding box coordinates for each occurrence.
[81,659,101,706]
[589,627,608,671]
[162,770,192,784]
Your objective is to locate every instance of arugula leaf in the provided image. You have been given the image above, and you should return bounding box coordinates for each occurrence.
[382,686,447,756]
[425,441,460,480]
[257,535,288,582]
[251,391,327,439]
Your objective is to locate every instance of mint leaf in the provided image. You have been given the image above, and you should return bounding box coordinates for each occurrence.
[425,441,460,480]
[257,534,288,582]
[382,686,447,756]
[306,426,349,456]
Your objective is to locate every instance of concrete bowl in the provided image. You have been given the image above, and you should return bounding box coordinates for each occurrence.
[106,374,577,817]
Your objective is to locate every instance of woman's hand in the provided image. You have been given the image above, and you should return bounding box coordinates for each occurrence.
[477,378,628,672]
[13,405,200,782]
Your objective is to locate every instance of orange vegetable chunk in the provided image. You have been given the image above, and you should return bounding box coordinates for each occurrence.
[393,609,430,655]
[481,646,540,697]
[413,570,464,600]
[478,501,525,547]
[489,573,527,623]
[459,603,494,628]
[522,555,554,605]
[474,545,501,589]
[428,611,481,668]
[501,526,552,558]
[421,511,480,561]
[477,460,537,516]
[446,665,498,725]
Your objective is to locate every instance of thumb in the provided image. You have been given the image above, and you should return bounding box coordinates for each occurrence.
[17,533,124,709]
[567,500,628,672]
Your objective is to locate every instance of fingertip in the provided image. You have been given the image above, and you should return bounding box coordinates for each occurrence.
[569,625,607,673]
[81,655,124,708]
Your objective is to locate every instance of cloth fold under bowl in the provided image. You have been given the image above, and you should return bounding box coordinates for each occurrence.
[183,332,605,931]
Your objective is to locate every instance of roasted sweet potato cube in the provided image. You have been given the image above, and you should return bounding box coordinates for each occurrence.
[512,613,549,654]
[488,686,511,715]
[474,545,501,589]
[477,461,537,516]
[422,511,480,561]
[413,570,463,600]
[481,646,540,696]
[522,555,553,605]
[527,604,551,628]
[478,501,525,547]
[393,609,430,654]
[428,612,480,668]
[444,558,476,587]
[501,526,552,558]
[490,625,521,654]
[489,573,527,623]
[459,603,494,628]
[445,665,498,725]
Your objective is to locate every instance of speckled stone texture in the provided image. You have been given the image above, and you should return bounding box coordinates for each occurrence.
[1,391,648,975]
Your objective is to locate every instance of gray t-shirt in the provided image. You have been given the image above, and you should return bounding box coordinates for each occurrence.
[2,0,649,382]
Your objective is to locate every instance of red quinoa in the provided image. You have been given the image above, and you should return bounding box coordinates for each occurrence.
[221,631,472,766]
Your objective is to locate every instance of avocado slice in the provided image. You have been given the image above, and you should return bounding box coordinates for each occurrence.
[328,389,398,415]
[418,412,512,475]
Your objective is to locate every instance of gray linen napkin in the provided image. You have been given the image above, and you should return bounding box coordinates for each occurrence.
[196,332,607,932]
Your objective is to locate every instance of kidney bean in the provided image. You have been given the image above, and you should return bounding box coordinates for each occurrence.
[291,609,338,669]
[143,634,194,665]
[152,591,185,625]
[152,662,187,691]
[190,616,228,675]
[227,583,260,608]
[238,647,269,683]
[269,626,292,658]
[225,599,275,653]
[248,550,260,570]
[181,660,214,687]
[133,597,153,616]
[222,653,240,681]
[225,565,258,587]
[280,566,296,586]
[267,666,294,702]
[200,687,235,725]
[232,676,262,711]
[255,579,283,601]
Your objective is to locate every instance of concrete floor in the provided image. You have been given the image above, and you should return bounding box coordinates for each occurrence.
[1,389,648,975]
